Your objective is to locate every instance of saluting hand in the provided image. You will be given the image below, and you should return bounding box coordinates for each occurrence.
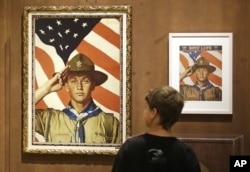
[35,65,70,104]
[179,67,193,81]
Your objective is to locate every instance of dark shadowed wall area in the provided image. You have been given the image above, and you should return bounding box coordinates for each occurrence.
[0,0,250,172]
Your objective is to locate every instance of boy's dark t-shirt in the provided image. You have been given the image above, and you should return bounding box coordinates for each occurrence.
[112,133,201,172]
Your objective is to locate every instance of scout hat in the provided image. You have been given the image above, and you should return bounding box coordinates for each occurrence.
[192,56,216,73]
[67,53,107,86]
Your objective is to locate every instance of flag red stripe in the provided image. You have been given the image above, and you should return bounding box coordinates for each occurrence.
[93,22,120,48]
[57,89,70,107]
[180,54,189,68]
[35,47,55,77]
[92,86,120,112]
[35,47,53,109]
[76,41,120,80]
[209,73,222,86]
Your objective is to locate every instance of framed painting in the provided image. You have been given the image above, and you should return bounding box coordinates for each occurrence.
[169,33,233,114]
[22,5,132,154]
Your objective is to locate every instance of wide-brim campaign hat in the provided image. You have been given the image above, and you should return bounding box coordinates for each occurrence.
[192,56,216,73]
[67,53,107,86]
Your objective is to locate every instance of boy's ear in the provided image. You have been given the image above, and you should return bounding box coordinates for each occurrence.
[151,107,158,118]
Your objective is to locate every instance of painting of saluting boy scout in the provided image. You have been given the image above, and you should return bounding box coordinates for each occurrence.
[30,11,127,146]
[179,46,222,101]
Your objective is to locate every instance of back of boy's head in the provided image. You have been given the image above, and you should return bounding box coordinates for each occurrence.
[145,86,184,130]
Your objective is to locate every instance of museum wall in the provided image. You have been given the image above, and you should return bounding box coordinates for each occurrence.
[0,0,250,172]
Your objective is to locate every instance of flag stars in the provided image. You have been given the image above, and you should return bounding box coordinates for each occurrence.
[73,33,79,38]
[56,20,62,26]
[59,44,63,51]
[82,22,88,28]
[74,18,79,23]
[35,17,101,62]
[65,29,70,34]
[39,29,45,35]
[49,38,55,43]
[47,25,53,30]
[58,32,63,38]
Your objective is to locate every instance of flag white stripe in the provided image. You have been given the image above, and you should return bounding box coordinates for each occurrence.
[35,59,49,85]
[95,65,120,95]
[100,18,120,34]
[208,51,222,61]
[85,31,120,63]
[35,35,65,72]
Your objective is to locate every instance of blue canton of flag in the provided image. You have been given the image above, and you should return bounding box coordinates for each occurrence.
[35,17,101,64]
[183,50,201,62]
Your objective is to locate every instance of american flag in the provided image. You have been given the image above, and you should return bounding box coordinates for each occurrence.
[179,46,222,88]
[34,16,121,120]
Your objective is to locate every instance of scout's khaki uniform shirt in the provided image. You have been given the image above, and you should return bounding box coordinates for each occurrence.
[35,109,120,144]
[180,85,222,101]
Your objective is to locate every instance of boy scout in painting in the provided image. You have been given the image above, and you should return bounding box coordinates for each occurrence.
[35,53,120,144]
[179,56,222,101]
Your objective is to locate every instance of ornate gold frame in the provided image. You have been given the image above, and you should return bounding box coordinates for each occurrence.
[22,5,132,154]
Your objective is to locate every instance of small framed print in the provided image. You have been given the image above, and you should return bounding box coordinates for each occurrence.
[169,33,233,114]
[22,5,132,154]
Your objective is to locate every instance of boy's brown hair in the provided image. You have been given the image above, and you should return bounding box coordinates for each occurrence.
[145,86,184,130]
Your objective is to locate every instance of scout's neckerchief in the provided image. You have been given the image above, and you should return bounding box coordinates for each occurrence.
[62,99,102,143]
[193,80,214,100]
